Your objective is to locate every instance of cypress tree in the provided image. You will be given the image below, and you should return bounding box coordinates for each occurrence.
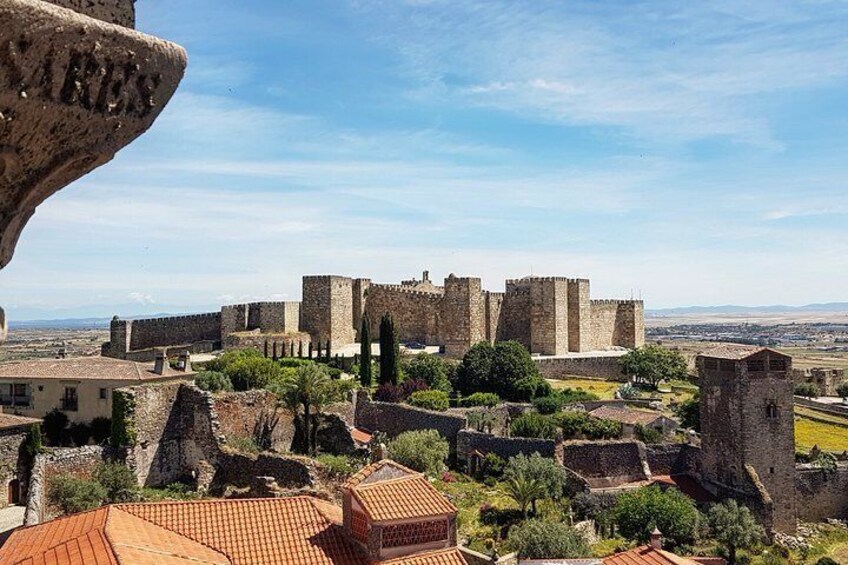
[326,340,332,362]
[389,316,400,384]
[360,315,372,387]
[298,341,304,358]
[309,341,314,360]
[290,341,295,357]
[379,314,400,385]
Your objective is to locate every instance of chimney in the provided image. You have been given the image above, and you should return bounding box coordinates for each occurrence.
[177,351,192,373]
[649,528,663,550]
[153,349,168,375]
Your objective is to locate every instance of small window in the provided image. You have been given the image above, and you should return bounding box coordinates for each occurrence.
[38,385,44,392]
[99,388,108,400]
[766,402,778,420]
[770,467,775,475]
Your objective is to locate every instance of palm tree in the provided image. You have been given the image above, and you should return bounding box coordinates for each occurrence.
[505,474,546,518]
[273,364,331,455]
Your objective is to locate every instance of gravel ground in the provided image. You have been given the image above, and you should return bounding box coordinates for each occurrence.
[0,506,25,547]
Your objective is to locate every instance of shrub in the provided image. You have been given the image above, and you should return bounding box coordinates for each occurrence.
[815,558,838,565]
[533,394,563,415]
[583,418,623,440]
[328,378,358,402]
[42,408,69,446]
[557,388,600,404]
[227,356,282,391]
[194,370,233,392]
[506,519,589,559]
[94,463,139,503]
[387,430,449,476]
[676,395,700,432]
[68,422,91,447]
[482,453,506,478]
[90,417,112,444]
[617,383,640,400]
[707,500,764,565]
[836,383,848,399]
[635,424,663,444]
[400,378,429,398]
[612,486,701,549]
[407,390,450,412]
[554,411,591,439]
[373,383,405,403]
[204,348,264,372]
[278,358,314,368]
[404,353,452,393]
[510,412,558,439]
[48,473,106,515]
[316,454,359,478]
[22,424,44,458]
[505,453,569,501]
[227,436,261,454]
[454,341,548,402]
[479,504,522,527]
[460,392,500,408]
[795,382,821,399]
[620,345,687,389]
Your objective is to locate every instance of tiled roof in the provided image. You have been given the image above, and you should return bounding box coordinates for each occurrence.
[603,546,700,565]
[0,497,365,565]
[351,427,372,444]
[351,474,458,522]
[0,356,191,381]
[343,459,419,488]
[0,413,40,430]
[378,548,468,564]
[650,475,716,504]
[589,405,665,426]
[697,345,785,361]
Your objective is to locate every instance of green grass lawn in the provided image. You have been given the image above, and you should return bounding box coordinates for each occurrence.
[547,378,621,399]
[795,410,848,453]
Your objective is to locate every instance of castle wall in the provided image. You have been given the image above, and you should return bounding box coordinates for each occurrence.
[121,312,222,353]
[589,300,644,350]
[534,354,627,380]
[568,279,591,353]
[364,284,442,345]
[352,278,371,340]
[456,430,559,469]
[560,440,650,488]
[645,444,703,477]
[795,466,848,522]
[484,292,504,343]
[530,278,569,356]
[301,276,356,346]
[498,284,531,348]
[442,276,486,357]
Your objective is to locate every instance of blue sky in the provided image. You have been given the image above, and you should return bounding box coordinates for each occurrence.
[4,0,848,319]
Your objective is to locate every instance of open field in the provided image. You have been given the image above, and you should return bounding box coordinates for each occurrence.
[0,327,108,362]
[547,377,620,399]
[794,409,848,453]
[647,311,848,327]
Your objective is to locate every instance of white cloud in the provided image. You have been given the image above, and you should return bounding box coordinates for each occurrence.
[128,292,155,305]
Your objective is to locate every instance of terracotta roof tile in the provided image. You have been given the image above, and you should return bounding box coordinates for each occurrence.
[0,413,40,430]
[603,546,700,565]
[351,427,372,444]
[352,474,458,522]
[343,459,418,488]
[697,345,785,361]
[378,548,468,564]
[0,356,192,381]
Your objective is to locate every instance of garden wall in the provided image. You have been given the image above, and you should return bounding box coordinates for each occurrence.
[795,465,848,522]
[456,430,559,469]
[561,440,650,488]
[794,396,848,419]
[355,394,467,453]
[209,451,315,497]
[213,389,294,452]
[535,355,626,380]
[646,443,703,477]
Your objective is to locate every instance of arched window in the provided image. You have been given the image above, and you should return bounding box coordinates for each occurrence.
[766,402,778,420]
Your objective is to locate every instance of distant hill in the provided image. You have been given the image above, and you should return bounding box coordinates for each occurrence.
[647,303,848,316]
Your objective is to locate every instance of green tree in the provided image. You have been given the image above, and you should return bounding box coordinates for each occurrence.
[227,356,282,391]
[360,315,373,388]
[455,341,548,401]
[676,394,701,432]
[506,520,589,559]
[504,474,546,518]
[619,345,688,389]
[271,364,332,455]
[94,462,140,503]
[404,353,452,393]
[90,417,112,444]
[795,382,821,399]
[68,422,91,447]
[379,314,400,385]
[707,500,764,565]
[505,453,569,513]
[42,408,69,446]
[612,486,701,549]
[194,371,233,392]
[407,390,450,411]
[386,430,449,476]
[510,412,558,439]
[812,451,838,474]
[48,473,107,515]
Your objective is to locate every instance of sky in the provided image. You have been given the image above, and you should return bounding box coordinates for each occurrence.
[3,0,848,319]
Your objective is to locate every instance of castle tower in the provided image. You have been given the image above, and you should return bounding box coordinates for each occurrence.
[442,275,485,357]
[301,276,356,346]
[698,346,796,533]
[529,278,569,356]
[567,279,591,352]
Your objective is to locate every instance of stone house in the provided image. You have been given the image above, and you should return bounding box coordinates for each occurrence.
[0,355,192,423]
[0,413,40,507]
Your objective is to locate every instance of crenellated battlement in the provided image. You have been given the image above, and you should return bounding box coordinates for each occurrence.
[591,299,644,306]
[122,312,221,325]
[369,283,444,297]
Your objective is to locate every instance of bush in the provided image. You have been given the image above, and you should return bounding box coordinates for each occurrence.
[533,395,563,415]
[328,378,358,402]
[510,412,558,439]
[460,392,501,407]
[795,382,821,399]
[227,356,282,391]
[635,424,663,444]
[407,390,450,412]
[557,388,600,404]
[374,383,405,403]
[90,417,112,444]
[612,485,701,549]
[554,411,591,439]
[482,453,506,478]
[815,558,838,565]
[194,371,233,392]
[454,341,548,402]
[479,504,522,527]
[617,383,640,400]
[22,424,44,458]
[505,453,569,501]
[836,383,848,399]
[94,463,139,503]
[48,473,106,515]
[227,435,261,455]
[583,418,623,440]
[316,454,359,478]
[620,345,687,389]
[387,430,449,476]
[401,378,429,398]
[506,519,589,559]
[404,353,452,393]
[676,395,700,432]
[68,422,91,447]
[278,358,314,368]
[42,408,69,446]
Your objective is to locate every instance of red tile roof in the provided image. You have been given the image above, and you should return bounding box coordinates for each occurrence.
[378,548,468,564]
[0,413,40,430]
[0,356,192,381]
[603,545,701,565]
[351,427,372,444]
[697,345,785,361]
[343,459,419,488]
[651,475,716,504]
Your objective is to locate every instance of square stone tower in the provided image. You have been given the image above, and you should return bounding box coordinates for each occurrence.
[301,276,356,346]
[698,346,796,533]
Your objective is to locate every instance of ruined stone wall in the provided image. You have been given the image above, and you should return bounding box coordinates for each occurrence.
[561,440,650,488]
[354,394,467,453]
[646,444,703,477]
[46,0,135,27]
[793,368,845,397]
[535,355,627,380]
[365,284,442,344]
[795,465,848,522]
[0,427,30,506]
[212,389,295,452]
[568,279,591,353]
[456,430,559,468]
[209,451,314,496]
[301,276,356,345]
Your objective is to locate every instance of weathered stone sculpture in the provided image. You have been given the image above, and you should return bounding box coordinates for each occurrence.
[0,0,186,343]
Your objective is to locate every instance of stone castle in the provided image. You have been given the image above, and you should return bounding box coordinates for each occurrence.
[104,271,644,360]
